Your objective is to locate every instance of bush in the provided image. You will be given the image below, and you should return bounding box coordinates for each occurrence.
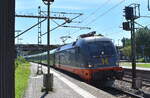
[15,56,28,68]
[15,56,31,98]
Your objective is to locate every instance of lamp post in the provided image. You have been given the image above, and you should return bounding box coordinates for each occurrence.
[42,0,53,74]
[42,0,54,92]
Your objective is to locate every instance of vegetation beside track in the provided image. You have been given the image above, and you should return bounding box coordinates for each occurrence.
[15,56,31,98]
[120,62,150,68]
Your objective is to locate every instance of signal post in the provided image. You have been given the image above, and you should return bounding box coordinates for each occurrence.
[122,4,140,89]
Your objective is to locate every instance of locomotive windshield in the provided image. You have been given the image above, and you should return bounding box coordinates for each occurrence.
[88,41,116,56]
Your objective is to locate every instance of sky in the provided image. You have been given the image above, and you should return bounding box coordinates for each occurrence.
[15,0,150,46]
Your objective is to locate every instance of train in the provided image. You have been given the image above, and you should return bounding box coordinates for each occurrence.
[25,31,123,84]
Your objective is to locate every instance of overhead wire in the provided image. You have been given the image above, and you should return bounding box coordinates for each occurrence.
[80,0,111,24]
[85,0,125,26]
[68,0,112,36]
[69,0,125,37]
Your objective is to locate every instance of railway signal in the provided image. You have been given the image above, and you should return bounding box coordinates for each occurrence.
[122,4,140,89]
[122,22,131,31]
[124,7,134,20]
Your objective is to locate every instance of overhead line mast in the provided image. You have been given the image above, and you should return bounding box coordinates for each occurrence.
[37,6,43,75]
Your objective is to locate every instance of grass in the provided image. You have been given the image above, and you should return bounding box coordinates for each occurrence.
[136,63,150,68]
[15,57,31,98]
[120,62,150,68]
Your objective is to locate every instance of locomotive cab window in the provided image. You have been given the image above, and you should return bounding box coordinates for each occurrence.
[88,41,116,56]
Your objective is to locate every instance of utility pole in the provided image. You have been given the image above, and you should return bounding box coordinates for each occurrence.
[42,0,54,92]
[47,1,50,74]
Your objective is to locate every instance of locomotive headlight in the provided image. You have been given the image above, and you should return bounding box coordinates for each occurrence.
[88,65,92,67]
[88,64,94,67]
[88,62,94,67]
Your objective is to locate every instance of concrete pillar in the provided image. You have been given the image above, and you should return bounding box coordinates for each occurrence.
[0,0,15,98]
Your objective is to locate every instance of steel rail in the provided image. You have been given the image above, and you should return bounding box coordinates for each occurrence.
[110,86,144,98]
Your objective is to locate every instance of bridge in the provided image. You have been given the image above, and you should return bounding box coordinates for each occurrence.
[16,44,61,55]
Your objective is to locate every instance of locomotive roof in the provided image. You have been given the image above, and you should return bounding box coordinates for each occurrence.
[79,36,112,42]
[56,36,112,52]
[25,36,113,57]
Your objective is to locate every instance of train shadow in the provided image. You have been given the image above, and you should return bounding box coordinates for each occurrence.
[54,67,121,96]
[40,92,48,98]
[40,63,115,92]
[54,67,85,82]
[53,67,112,89]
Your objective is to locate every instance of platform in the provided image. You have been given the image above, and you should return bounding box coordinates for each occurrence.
[24,63,115,98]
[122,66,150,71]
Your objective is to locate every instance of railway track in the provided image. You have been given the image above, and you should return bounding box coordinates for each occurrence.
[96,67,150,98]
[123,68,150,87]
[114,87,143,98]
[124,75,150,83]
[114,78,150,98]
[108,67,150,98]
[123,75,150,87]
[124,68,150,80]
[104,86,144,98]
[39,63,149,97]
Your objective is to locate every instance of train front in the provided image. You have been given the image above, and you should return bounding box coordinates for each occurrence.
[81,36,123,83]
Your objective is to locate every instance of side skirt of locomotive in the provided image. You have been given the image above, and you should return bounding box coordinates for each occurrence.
[54,64,123,83]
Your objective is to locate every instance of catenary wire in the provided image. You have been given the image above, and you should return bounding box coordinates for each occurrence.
[85,0,125,26]
[69,0,125,37]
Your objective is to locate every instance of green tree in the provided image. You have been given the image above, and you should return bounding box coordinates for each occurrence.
[121,27,150,57]
[135,27,150,56]
[121,38,131,59]
[120,46,131,59]
[121,37,131,47]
